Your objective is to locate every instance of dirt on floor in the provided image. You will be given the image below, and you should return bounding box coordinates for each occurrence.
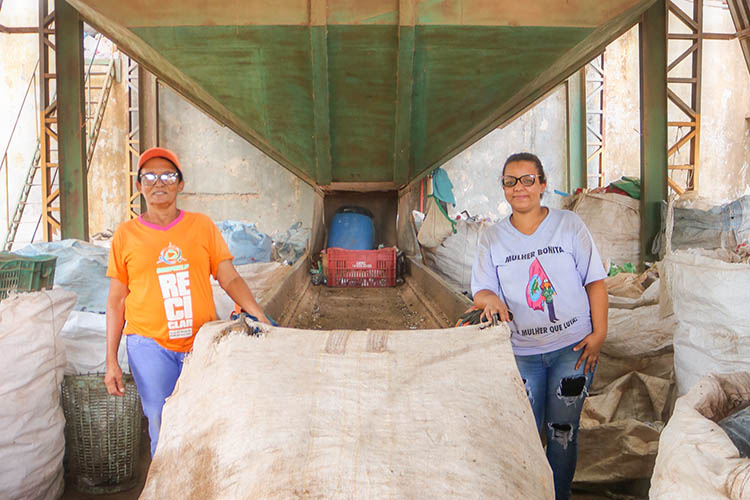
[285,283,446,330]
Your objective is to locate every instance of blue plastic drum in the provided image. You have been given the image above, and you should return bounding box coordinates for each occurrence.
[327,206,375,250]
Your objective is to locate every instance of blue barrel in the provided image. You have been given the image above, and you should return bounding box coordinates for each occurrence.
[327,206,375,250]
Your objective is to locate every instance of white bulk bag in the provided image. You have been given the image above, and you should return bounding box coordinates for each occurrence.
[0,290,76,500]
[662,250,750,396]
[141,322,554,499]
[650,372,750,499]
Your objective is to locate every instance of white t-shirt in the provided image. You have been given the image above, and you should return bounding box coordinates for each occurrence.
[471,208,607,355]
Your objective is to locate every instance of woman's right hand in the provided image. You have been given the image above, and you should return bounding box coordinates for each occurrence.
[474,290,512,324]
[104,361,126,396]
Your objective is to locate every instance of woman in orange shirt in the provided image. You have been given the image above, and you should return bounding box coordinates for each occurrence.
[104,147,270,456]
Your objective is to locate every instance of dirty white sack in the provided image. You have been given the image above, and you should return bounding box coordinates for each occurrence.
[422,218,492,294]
[661,250,750,395]
[418,196,455,248]
[211,261,291,320]
[141,322,554,499]
[650,372,750,499]
[59,310,128,375]
[0,290,76,500]
[564,192,640,267]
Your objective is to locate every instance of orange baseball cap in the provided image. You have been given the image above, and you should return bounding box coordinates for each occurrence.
[137,147,182,174]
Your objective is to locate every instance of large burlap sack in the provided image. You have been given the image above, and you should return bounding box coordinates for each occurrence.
[661,250,750,396]
[575,304,676,483]
[650,372,750,499]
[0,290,76,500]
[422,219,492,294]
[141,321,554,499]
[564,192,640,267]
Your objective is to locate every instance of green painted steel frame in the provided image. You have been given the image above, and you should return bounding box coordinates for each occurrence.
[55,0,88,241]
[639,0,668,262]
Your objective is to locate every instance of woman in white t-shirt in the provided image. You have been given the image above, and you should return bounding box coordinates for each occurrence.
[471,152,608,500]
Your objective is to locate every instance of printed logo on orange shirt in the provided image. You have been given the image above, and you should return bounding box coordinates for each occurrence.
[156,243,193,339]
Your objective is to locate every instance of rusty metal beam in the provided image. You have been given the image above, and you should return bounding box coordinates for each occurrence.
[0,24,38,33]
[125,57,140,219]
[566,68,587,192]
[38,0,58,241]
[55,0,88,241]
[666,0,701,193]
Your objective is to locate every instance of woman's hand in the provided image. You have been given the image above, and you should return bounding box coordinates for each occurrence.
[104,361,126,396]
[573,330,606,374]
[474,290,512,323]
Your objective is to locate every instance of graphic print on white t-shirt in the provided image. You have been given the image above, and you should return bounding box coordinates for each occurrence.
[471,209,607,355]
[155,242,194,339]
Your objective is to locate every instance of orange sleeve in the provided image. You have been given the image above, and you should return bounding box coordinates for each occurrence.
[106,227,130,286]
[207,217,233,278]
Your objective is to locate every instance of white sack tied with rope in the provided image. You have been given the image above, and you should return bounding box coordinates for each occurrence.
[141,320,554,499]
[0,290,76,500]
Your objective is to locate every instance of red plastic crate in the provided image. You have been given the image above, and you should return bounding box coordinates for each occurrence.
[324,247,396,288]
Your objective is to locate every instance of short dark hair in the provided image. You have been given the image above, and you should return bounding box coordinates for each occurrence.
[137,158,183,182]
[503,152,546,185]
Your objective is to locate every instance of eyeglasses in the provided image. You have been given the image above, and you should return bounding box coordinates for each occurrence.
[502,174,537,188]
[139,172,180,186]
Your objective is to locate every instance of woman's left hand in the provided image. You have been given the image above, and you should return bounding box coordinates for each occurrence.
[573,330,606,374]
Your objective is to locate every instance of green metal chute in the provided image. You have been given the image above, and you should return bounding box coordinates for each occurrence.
[66,0,657,188]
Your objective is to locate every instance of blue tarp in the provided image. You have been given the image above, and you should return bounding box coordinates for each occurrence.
[216,220,272,265]
[15,239,109,313]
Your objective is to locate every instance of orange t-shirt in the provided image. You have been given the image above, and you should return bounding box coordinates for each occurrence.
[106,211,233,352]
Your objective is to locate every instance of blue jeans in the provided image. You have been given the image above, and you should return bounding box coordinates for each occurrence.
[126,334,186,456]
[514,342,595,500]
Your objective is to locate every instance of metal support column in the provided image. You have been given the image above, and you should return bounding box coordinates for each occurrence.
[55,0,88,240]
[38,0,59,241]
[125,60,158,218]
[586,54,606,188]
[666,0,703,194]
[639,0,668,263]
[125,57,140,219]
[138,66,159,152]
[566,68,586,193]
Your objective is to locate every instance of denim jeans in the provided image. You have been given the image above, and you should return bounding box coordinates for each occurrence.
[514,342,595,500]
[126,334,187,456]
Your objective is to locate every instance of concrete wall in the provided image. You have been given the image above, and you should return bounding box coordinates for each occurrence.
[603,1,750,203]
[86,51,129,236]
[0,0,39,247]
[158,85,315,236]
[697,0,750,201]
[442,86,569,220]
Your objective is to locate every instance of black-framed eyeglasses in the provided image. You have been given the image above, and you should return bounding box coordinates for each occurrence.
[502,174,537,188]
[139,172,180,186]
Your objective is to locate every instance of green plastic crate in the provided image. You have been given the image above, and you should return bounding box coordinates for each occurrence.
[0,252,57,301]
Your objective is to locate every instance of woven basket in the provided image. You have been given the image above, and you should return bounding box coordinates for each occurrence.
[61,373,142,494]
